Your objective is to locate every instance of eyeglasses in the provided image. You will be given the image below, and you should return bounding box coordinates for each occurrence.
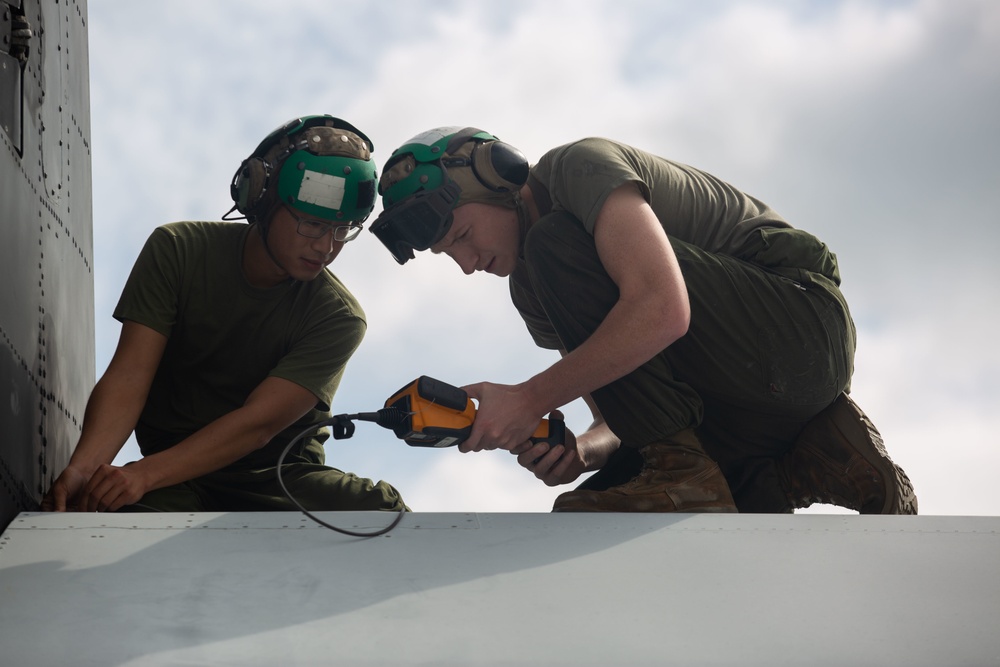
[284,206,363,243]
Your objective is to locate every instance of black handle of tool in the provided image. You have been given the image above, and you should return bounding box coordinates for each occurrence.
[530,413,566,447]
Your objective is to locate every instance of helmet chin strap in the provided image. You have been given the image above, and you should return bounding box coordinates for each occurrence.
[251,220,295,283]
[514,191,531,261]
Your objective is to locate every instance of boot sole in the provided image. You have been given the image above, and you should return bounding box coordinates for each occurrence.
[831,394,918,515]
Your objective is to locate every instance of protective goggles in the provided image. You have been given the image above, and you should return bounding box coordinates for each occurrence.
[370,179,462,264]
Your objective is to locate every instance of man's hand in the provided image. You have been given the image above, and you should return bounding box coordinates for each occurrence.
[511,408,622,487]
[79,463,150,512]
[510,414,588,486]
[460,381,548,453]
[41,465,90,511]
[43,462,150,512]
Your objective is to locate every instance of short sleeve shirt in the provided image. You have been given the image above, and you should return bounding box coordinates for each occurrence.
[528,137,790,254]
[114,221,366,467]
[510,138,798,349]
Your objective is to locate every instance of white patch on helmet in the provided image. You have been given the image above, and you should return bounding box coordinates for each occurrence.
[297,170,346,210]
[406,127,462,147]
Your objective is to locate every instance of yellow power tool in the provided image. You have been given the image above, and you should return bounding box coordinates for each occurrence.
[330,375,565,449]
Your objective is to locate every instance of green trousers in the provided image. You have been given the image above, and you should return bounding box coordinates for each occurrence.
[123,456,408,513]
[521,213,856,512]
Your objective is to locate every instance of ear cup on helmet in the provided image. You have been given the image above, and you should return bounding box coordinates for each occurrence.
[442,126,529,192]
[471,140,529,192]
[230,157,273,217]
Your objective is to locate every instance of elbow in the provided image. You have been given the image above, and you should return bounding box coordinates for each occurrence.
[671,301,691,341]
[244,418,285,452]
[661,318,688,351]
[645,310,687,356]
[661,293,691,346]
[247,428,274,452]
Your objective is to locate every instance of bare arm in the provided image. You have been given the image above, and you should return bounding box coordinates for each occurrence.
[46,321,321,512]
[43,320,166,510]
[464,183,688,452]
[77,373,318,512]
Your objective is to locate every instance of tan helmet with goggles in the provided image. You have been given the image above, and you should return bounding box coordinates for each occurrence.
[371,127,528,264]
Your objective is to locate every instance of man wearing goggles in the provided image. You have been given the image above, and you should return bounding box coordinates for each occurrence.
[370,126,916,516]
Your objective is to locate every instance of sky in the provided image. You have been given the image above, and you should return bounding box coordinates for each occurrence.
[87,0,999,515]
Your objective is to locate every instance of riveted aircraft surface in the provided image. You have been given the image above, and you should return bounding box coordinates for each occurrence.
[1,0,93,532]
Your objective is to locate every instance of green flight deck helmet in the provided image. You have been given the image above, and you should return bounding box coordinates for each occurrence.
[227,115,378,231]
[370,126,529,264]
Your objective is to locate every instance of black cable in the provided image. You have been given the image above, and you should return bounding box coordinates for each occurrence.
[276,412,409,538]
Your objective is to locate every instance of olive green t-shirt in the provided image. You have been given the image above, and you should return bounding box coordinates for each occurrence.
[511,138,839,349]
[113,221,366,468]
[528,137,790,253]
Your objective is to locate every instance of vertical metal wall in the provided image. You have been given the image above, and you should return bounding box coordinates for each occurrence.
[0,0,93,530]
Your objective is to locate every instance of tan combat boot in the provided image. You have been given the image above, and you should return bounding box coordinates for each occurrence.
[779,393,918,514]
[552,429,738,513]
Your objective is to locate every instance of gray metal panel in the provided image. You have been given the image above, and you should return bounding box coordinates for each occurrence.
[1,512,998,666]
[0,0,94,530]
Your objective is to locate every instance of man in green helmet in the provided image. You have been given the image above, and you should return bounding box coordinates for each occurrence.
[371,127,916,514]
[43,116,406,513]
